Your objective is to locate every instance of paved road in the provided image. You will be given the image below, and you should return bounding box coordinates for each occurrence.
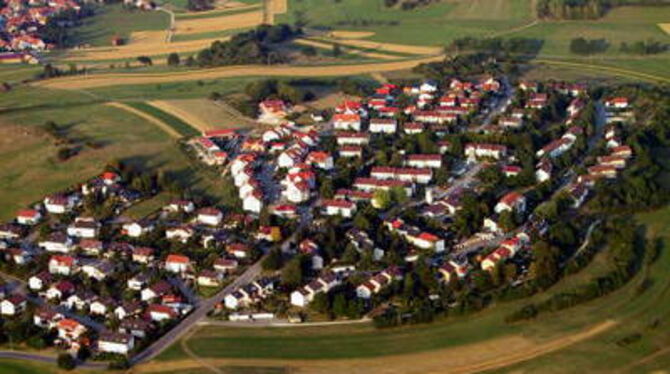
[130,256,265,364]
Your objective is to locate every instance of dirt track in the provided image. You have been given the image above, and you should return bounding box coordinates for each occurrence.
[105,102,182,138]
[294,38,399,60]
[315,37,443,55]
[36,55,445,89]
[329,30,375,39]
[133,320,616,374]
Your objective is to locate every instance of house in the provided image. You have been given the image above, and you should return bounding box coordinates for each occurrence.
[588,165,618,179]
[290,272,342,307]
[164,254,191,274]
[464,143,507,160]
[67,217,99,239]
[127,273,149,291]
[226,243,251,259]
[605,97,628,109]
[527,93,548,109]
[122,220,154,238]
[48,255,76,275]
[65,291,96,311]
[336,132,369,146]
[499,117,523,129]
[369,118,397,134]
[46,280,75,301]
[214,258,238,273]
[332,113,362,131]
[141,281,172,301]
[33,308,62,329]
[481,247,513,271]
[56,318,87,344]
[166,200,195,214]
[495,192,526,214]
[114,301,143,321]
[502,165,522,178]
[6,247,31,265]
[438,261,468,283]
[406,232,445,252]
[90,298,115,316]
[536,138,573,158]
[306,151,334,170]
[165,226,195,243]
[403,122,425,135]
[119,318,152,339]
[1,295,27,316]
[356,267,403,299]
[81,260,115,281]
[197,270,223,287]
[0,224,23,240]
[322,199,357,218]
[29,271,53,291]
[536,158,553,183]
[79,239,104,256]
[258,99,290,124]
[16,209,41,225]
[597,155,627,169]
[44,194,75,214]
[39,232,73,253]
[197,207,223,226]
[243,192,263,214]
[339,146,363,158]
[98,332,134,355]
[611,145,633,158]
[405,154,442,169]
[257,226,282,242]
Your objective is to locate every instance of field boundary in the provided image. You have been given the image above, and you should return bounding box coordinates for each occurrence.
[125,102,201,137]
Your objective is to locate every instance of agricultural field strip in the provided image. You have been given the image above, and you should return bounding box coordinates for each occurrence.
[124,101,201,137]
[105,102,182,138]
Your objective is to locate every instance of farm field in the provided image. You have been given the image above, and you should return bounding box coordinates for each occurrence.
[0,86,238,221]
[149,204,670,374]
[148,99,257,130]
[72,4,170,48]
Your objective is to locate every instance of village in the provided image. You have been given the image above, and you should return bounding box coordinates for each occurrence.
[0,74,639,366]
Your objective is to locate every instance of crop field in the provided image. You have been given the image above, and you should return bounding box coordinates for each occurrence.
[123,101,201,137]
[148,99,257,130]
[72,4,170,47]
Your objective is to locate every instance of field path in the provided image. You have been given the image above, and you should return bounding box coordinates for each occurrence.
[135,320,616,374]
[36,55,445,90]
[294,38,400,60]
[149,100,214,132]
[105,102,182,138]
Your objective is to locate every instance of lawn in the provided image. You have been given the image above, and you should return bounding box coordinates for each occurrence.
[122,192,173,219]
[73,4,170,47]
[124,101,200,137]
[157,204,670,371]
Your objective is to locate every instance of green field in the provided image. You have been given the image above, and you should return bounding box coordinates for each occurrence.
[0,86,237,221]
[278,0,534,45]
[124,101,200,137]
[157,205,670,372]
[73,4,170,47]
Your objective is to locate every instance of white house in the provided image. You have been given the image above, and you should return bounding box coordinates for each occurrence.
[332,113,362,131]
[16,209,41,225]
[39,232,73,253]
[98,332,134,355]
[164,254,191,274]
[369,118,397,134]
[44,195,76,214]
[494,192,526,214]
[48,255,76,275]
[123,221,154,238]
[405,154,442,169]
[66,217,99,239]
[197,207,223,226]
[0,295,27,316]
[322,199,356,218]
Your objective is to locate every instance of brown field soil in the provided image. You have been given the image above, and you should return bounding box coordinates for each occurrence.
[133,320,616,374]
[36,55,445,89]
[294,38,399,60]
[148,99,255,131]
[174,11,263,35]
[313,36,443,55]
[105,102,182,138]
[659,23,670,35]
[272,0,287,14]
[328,30,376,39]
[64,36,228,62]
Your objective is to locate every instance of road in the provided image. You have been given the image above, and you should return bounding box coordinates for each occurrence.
[130,256,265,364]
[471,76,514,133]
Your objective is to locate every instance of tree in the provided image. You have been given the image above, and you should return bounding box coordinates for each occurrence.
[57,354,76,370]
[372,189,391,209]
[262,249,283,271]
[167,52,181,66]
[332,43,342,57]
[137,56,153,66]
[281,256,305,288]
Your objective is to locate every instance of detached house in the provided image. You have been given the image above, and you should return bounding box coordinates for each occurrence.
[67,217,100,238]
[290,272,341,307]
[494,192,527,214]
[1,295,27,316]
[123,220,154,238]
[48,255,76,275]
[39,232,73,253]
[44,194,76,214]
[322,199,357,218]
[98,332,134,356]
[16,209,41,225]
[197,207,223,226]
[164,254,191,274]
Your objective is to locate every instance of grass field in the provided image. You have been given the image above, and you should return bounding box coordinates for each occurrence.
[0,86,237,221]
[152,204,670,373]
[149,99,257,130]
[124,102,201,137]
[73,4,170,47]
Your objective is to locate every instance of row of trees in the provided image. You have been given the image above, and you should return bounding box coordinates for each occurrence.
[569,37,609,55]
[447,37,544,56]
